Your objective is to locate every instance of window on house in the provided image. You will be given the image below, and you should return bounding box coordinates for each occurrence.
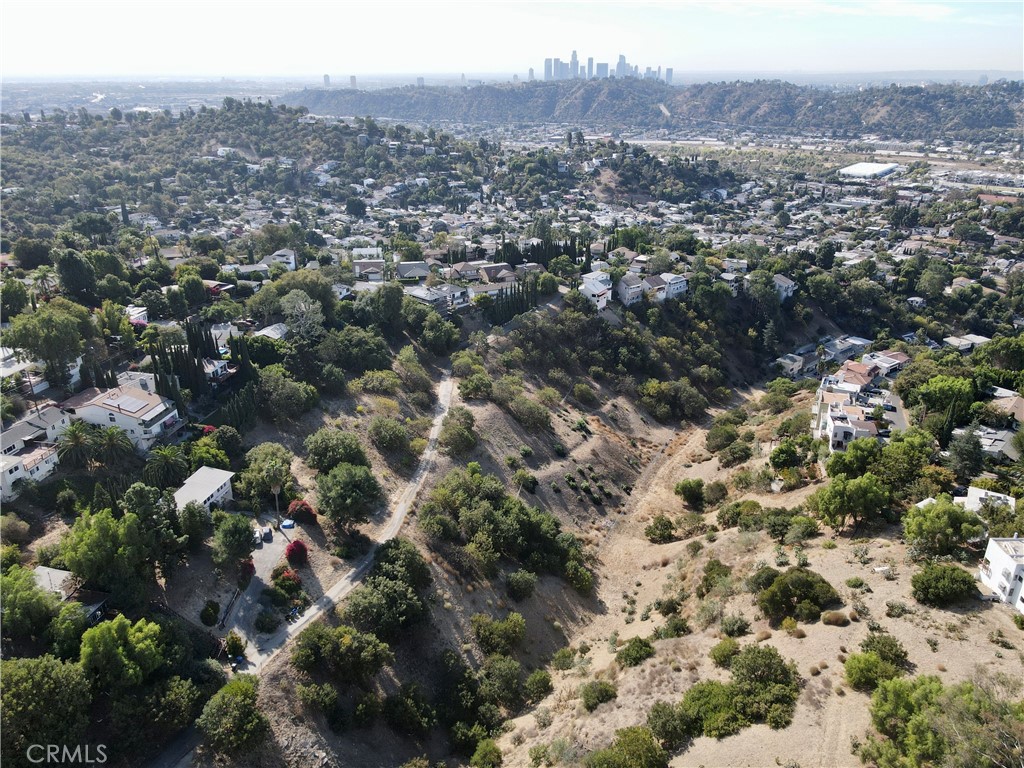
[108,415,116,422]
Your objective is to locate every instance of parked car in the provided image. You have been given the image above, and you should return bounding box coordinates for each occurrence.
[883,403,896,412]
[261,526,272,542]
[252,530,263,546]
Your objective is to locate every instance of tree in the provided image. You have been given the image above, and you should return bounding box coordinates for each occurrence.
[48,602,89,659]
[62,508,155,607]
[316,462,383,530]
[470,739,503,768]
[674,478,705,509]
[54,249,97,303]
[439,406,477,455]
[368,416,410,453]
[844,652,902,692]
[811,473,889,532]
[756,567,840,624]
[12,237,53,269]
[257,364,317,421]
[211,514,256,571]
[177,273,207,307]
[911,564,977,607]
[189,438,230,473]
[0,655,91,765]
[769,439,801,470]
[946,428,985,482]
[57,420,96,469]
[238,442,295,502]
[94,426,134,468]
[143,445,189,488]
[291,622,393,682]
[345,197,367,217]
[80,614,164,689]
[0,565,58,642]
[918,375,974,426]
[0,278,28,321]
[6,301,85,389]
[280,288,325,341]
[903,495,984,557]
[196,675,269,753]
[421,312,459,355]
[304,429,369,472]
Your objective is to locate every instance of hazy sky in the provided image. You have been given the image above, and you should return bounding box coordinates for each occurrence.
[2,0,1021,79]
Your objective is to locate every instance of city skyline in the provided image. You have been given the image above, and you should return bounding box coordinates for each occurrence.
[2,1,1022,79]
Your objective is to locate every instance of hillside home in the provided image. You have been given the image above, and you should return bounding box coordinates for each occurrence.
[1,348,83,394]
[720,272,740,296]
[267,248,297,271]
[641,274,667,302]
[202,358,238,385]
[661,273,688,300]
[580,271,612,311]
[955,485,1018,514]
[775,353,806,379]
[33,566,108,624]
[812,376,876,452]
[722,258,748,273]
[616,273,643,307]
[61,384,182,452]
[254,323,290,340]
[861,350,910,377]
[773,274,796,301]
[352,259,386,281]
[907,296,927,309]
[0,406,70,500]
[979,537,1024,615]
[396,261,432,281]
[174,466,235,512]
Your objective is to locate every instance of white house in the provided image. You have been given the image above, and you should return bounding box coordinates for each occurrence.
[979,537,1024,614]
[907,296,927,309]
[616,273,643,307]
[661,273,688,300]
[641,274,667,302]
[61,384,182,451]
[352,259,386,282]
[955,486,1018,514]
[773,274,796,302]
[0,406,70,500]
[1,348,83,394]
[174,466,235,512]
[719,272,740,296]
[775,353,805,378]
[267,248,297,271]
[580,271,612,311]
[253,323,289,341]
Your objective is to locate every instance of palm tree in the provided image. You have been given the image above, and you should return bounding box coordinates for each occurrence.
[143,445,188,489]
[31,266,57,297]
[94,426,135,469]
[264,459,289,523]
[57,421,96,469]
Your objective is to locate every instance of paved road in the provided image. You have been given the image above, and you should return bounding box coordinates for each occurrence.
[145,372,454,768]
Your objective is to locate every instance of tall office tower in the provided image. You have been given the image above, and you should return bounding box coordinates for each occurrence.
[544,58,552,81]
[350,75,357,89]
[657,66,661,80]
[615,55,626,77]
[570,50,578,78]
[553,58,562,79]
[633,65,640,77]
[664,68,673,85]
[587,57,593,78]
[513,74,519,82]
[416,77,425,88]
[323,74,330,88]
[528,67,535,81]
[596,62,609,78]
[645,67,653,79]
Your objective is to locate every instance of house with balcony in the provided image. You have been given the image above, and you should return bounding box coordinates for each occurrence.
[616,273,643,306]
[203,358,238,385]
[773,274,796,302]
[811,376,876,452]
[60,384,182,452]
[661,273,688,300]
[0,405,70,500]
[581,271,612,311]
[979,537,1024,615]
[641,274,667,302]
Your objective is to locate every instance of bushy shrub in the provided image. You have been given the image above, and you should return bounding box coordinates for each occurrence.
[706,423,739,453]
[506,570,538,601]
[674,479,705,509]
[860,633,908,667]
[200,600,219,626]
[757,568,840,624]
[644,515,676,544]
[382,683,435,737]
[844,652,902,691]
[720,614,750,638]
[646,700,698,751]
[821,610,850,626]
[911,564,976,607]
[696,559,733,599]
[471,612,526,656]
[285,539,308,565]
[551,647,576,670]
[287,499,316,524]
[254,609,281,633]
[704,481,728,507]
[580,680,617,712]
[615,637,655,668]
[718,441,752,467]
[524,670,553,702]
[583,727,667,768]
[512,469,539,493]
[709,637,740,668]
[680,680,745,738]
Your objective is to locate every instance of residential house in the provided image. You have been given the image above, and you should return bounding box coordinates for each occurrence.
[775,353,806,379]
[396,261,432,281]
[61,383,183,452]
[811,376,877,452]
[352,259,386,282]
[722,258,748,273]
[202,358,238,385]
[661,273,688,301]
[352,246,383,259]
[515,263,544,279]
[953,425,1020,462]
[907,296,927,309]
[773,274,796,302]
[979,537,1024,614]
[943,336,975,353]
[125,305,149,324]
[33,566,108,624]
[449,261,482,281]
[254,323,290,341]
[955,485,1018,514]
[719,272,740,296]
[861,350,910,377]
[0,406,70,500]
[991,394,1024,427]
[641,274,667,302]
[1,347,83,394]
[268,248,298,271]
[616,273,643,307]
[580,271,612,310]
[479,262,514,283]
[835,360,880,390]
[174,466,235,513]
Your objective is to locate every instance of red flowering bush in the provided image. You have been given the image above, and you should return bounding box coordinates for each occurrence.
[286,539,308,566]
[287,499,317,524]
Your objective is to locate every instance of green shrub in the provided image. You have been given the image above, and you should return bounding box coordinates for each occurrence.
[506,570,538,601]
[845,577,865,589]
[644,515,676,544]
[470,739,503,768]
[696,559,733,599]
[757,567,840,624]
[551,647,576,670]
[720,614,750,638]
[674,479,705,509]
[718,441,753,467]
[860,634,908,667]
[382,684,435,737]
[580,680,617,712]
[583,726,667,768]
[200,600,219,626]
[653,615,691,640]
[525,669,553,702]
[704,481,728,507]
[821,611,850,626]
[646,700,698,751]
[844,652,902,691]
[254,610,280,633]
[911,564,976,607]
[706,423,739,453]
[471,612,527,656]
[680,680,745,738]
[615,637,655,668]
[709,637,740,668]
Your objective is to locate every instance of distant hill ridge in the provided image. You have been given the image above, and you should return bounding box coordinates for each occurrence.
[282,79,1023,140]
